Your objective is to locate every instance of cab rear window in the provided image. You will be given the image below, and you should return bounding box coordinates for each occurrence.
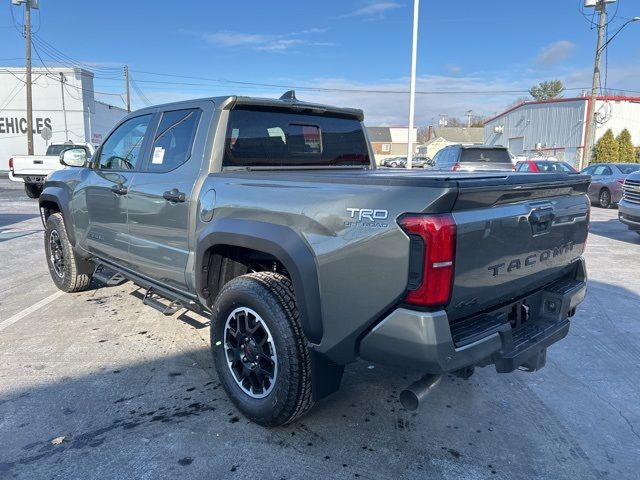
[460,148,512,164]
[223,107,370,168]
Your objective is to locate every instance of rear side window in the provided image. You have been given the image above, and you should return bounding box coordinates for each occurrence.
[434,149,449,166]
[460,148,512,164]
[147,108,201,172]
[617,165,640,175]
[223,107,370,167]
[517,162,530,172]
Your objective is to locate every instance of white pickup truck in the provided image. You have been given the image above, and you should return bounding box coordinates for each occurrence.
[8,142,94,198]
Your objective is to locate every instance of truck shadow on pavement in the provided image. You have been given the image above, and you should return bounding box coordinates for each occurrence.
[0,213,40,229]
[1,279,639,479]
[588,217,640,244]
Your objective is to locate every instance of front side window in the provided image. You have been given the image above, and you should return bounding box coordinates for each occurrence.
[97,115,152,170]
[147,108,201,172]
[593,165,612,176]
[223,107,370,167]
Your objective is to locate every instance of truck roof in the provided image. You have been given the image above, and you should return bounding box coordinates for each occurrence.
[130,92,365,121]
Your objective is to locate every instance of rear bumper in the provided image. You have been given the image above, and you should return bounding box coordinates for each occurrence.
[9,171,46,184]
[618,199,640,230]
[360,258,587,374]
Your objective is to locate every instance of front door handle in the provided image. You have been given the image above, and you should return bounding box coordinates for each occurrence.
[111,184,128,195]
[163,188,186,203]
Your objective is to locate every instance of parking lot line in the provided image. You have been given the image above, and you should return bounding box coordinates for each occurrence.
[0,290,64,332]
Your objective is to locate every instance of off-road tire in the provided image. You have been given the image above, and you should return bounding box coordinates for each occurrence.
[24,183,42,199]
[44,213,92,293]
[211,272,313,426]
[598,188,612,209]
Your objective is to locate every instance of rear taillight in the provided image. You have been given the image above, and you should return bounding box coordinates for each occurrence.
[8,158,13,171]
[451,163,461,171]
[398,214,456,307]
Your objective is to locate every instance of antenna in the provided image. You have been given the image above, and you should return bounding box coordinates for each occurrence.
[279,90,297,101]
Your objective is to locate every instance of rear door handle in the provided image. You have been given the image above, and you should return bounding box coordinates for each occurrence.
[163,188,186,203]
[111,184,128,195]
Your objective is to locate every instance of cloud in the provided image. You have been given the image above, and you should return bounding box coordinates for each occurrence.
[201,28,329,52]
[445,63,462,75]
[535,40,576,66]
[340,2,402,20]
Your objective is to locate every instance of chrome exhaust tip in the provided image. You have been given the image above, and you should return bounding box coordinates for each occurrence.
[399,374,442,411]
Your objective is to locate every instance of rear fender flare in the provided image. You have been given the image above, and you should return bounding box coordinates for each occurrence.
[196,218,323,344]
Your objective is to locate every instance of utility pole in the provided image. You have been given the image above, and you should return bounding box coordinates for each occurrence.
[124,65,131,112]
[59,72,69,141]
[24,0,34,154]
[466,110,473,128]
[582,0,608,169]
[406,0,419,169]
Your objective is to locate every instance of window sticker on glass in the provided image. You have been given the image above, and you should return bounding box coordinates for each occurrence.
[152,146,165,164]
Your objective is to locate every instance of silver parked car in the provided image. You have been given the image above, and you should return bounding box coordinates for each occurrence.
[580,163,640,208]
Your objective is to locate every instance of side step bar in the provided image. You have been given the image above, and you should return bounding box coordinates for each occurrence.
[91,259,210,317]
[143,288,182,316]
[93,265,128,286]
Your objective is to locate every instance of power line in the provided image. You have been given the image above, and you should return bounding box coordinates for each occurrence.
[32,34,123,76]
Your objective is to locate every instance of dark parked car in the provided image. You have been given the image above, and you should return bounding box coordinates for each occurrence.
[516,160,577,173]
[410,156,433,168]
[431,145,515,172]
[580,163,640,208]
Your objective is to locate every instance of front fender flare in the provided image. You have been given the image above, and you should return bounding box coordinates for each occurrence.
[39,186,76,246]
[196,218,323,344]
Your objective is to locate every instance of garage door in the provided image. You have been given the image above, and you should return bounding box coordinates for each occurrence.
[508,137,524,155]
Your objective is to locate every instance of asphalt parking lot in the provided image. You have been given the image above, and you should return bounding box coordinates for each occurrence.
[1,177,639,480]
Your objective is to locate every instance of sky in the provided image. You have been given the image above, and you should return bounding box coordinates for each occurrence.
[1,0,640,126]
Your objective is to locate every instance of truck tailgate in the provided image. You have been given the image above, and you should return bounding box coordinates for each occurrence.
[12,155,59,176]
[447,173,589,322]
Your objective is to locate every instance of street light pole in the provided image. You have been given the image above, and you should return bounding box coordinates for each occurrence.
[406,0,419,169]
[24,0,34,155]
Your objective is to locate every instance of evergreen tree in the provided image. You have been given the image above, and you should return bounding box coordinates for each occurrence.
[529,80,565,100]
[593,129,619,164]
[616,129,636,163]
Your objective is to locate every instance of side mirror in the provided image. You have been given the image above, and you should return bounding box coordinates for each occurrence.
[60,148,87,167]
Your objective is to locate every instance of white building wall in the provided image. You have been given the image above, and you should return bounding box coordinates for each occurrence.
[0,67,126,166]
[90,101,127,145]
[389,127,417,144]
[593,99,640,146]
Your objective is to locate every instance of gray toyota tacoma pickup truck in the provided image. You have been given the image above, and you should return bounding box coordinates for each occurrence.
[39,92,589,426]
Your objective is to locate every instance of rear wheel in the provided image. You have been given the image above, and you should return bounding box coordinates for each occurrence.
[390,162,398,168]
[211,272,313,426]
[598,188,612,209]
[44,213,92,292]
[24,183,42,199]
